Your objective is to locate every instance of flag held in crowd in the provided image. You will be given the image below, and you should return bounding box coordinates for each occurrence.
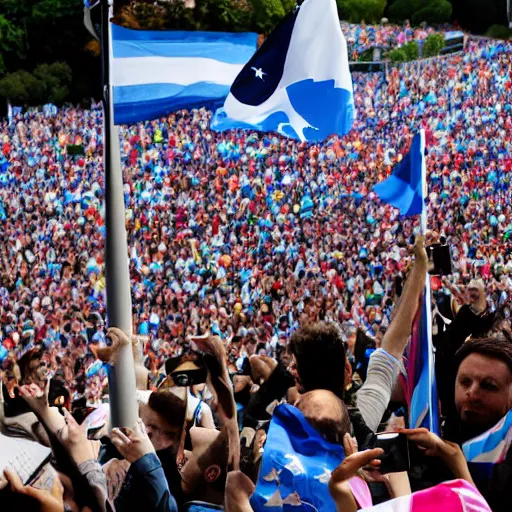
[374,129,438,433]
[373,131,426,216]
[462,409,512,489]
[110,24,258,125]
[407,286,439,433]
[211,0,355,142]
[251,404,344,512]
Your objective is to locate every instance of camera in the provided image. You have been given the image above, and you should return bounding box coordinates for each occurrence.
[373,432,410,474]
[170,368,207,387]
[426,240,453,276]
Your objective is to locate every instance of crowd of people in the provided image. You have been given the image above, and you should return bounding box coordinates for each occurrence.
[341,21,434,59]
[0,21,511,512]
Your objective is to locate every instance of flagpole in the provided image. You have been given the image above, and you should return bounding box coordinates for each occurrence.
[101,0,138,428]
[419,129,438,434]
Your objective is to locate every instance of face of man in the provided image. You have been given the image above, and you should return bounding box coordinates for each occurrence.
[455,353,512,433]
[140,404,181,453]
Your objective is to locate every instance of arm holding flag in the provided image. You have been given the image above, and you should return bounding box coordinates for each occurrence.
[355,236,428,432]
[381,235,428,361]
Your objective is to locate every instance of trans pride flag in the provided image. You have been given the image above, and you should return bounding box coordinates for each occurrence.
[463,409,512,491]
[374,131,439,433]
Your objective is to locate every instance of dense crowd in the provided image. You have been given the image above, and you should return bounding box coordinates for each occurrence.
[341,21,434,58]
[0,25,511,512]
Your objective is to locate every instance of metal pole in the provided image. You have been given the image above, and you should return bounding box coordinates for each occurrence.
[101,0,138,428]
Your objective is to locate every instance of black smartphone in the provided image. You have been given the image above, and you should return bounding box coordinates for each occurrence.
[171,368,207,387]
[374,432,410,474]
[427,243,453,276]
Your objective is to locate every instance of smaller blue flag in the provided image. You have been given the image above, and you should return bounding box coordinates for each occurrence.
[374,131,426,216]
[251,404,343,512]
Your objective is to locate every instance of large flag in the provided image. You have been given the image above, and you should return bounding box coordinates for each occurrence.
[374,130,439,433]
[110,24,258,125]
[374,131,425,216]
[251,404,344,512]
[211,0,355,142]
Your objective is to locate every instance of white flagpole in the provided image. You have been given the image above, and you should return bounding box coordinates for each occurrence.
[419,129,437,433]
[101,0,138,428]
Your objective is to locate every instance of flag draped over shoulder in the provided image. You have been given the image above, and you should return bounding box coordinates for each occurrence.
[110,24,258,125]
[211,0,355,142]
[374,131,425,216]
[251,404,344,512]
[462,410,512,492]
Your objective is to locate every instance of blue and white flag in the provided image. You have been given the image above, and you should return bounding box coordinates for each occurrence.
[462,410,512,498]
[376,130,439,434]
[110,24,258,125]
[251,404,344,512]
[463,410,512,464]
[211,0,355,142]
[374,131,426,216]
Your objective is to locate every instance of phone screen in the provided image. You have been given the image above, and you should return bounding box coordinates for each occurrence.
[374,433,410,474]
[427,244,453,276]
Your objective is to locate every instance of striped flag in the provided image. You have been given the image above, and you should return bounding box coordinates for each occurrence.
[462,410,512,488]
[373,130,439,434]
[109,24,257,125]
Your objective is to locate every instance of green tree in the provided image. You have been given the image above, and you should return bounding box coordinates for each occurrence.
[0,70,44,104]
[34,62,72,104]
[250,0,286,34]
[0,14,25,73]
[388,0,452,25]
[422,33,445,57]
[485,24,512,40]
[337,0,387,24]
[386,41,418,62]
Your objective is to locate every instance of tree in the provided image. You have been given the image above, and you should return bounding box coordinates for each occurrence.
[250,0,286,34]
[0,14,25,73]
[0,70,44,104]
[337,0,387,24]
[485,24,512,39]
[422,33,445,57]
[33,62,72,105]
[412,0,452,25]
[388,0,452,25]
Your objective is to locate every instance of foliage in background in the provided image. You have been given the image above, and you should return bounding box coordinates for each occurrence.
[0,61,72,105]
[337,0,387,24]
[423,33,445,57]
[387,0,452,26]
[0,0,510,108]
[485,24,512,40]
[386,41,418,62]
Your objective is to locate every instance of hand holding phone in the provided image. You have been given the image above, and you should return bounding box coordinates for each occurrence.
[373,433,410,474]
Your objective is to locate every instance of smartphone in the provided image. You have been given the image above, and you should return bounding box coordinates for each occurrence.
[427,243,453,276]
[171,368,207,387]
[374,432,410,474]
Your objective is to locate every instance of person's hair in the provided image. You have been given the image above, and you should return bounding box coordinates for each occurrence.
[196,427,229,493]
[16,349,42,383]
[298,390,351,445]
[148,391,187,429]
[455,335,512,374]
[289,322,346,398]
